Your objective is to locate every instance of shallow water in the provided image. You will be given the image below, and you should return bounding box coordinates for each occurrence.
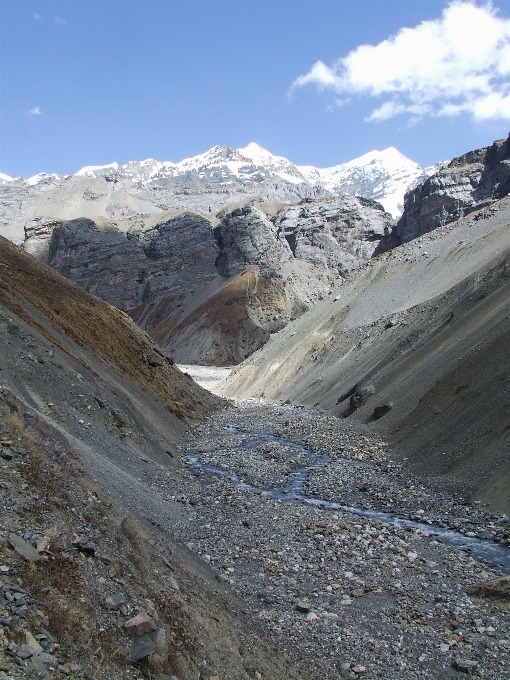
[187,420,510,573]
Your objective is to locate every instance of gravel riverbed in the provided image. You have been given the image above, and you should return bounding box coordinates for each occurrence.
[175,401,510,680]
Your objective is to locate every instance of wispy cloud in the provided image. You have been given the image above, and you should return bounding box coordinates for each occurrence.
[291,1,510,122]
[34,13,41,20]
[55,16,67,25]
[28,107,41,116]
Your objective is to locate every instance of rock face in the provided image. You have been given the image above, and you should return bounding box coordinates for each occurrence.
[376,136,510,253]
[24,197,393,365]
[274,195,390,277]
[214,206,293,278]
[24,213,219,312]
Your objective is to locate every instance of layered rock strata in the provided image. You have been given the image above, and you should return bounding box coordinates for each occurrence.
[376,136,510,253]
[24,196,393,364]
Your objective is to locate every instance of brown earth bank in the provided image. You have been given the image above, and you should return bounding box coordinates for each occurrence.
[0,239,307,679]
[220,197,510,515]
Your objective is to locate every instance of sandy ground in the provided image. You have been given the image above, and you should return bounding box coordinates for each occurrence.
[178,364,233,394]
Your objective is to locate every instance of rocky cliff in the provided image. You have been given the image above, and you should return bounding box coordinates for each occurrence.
[24,196,393,365]
[376,136,510,253]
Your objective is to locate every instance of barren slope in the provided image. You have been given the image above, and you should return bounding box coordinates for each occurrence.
[0,237,306,679]
[221,199,510,513]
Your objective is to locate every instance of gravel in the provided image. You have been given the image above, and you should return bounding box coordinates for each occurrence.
[174,400,510,680]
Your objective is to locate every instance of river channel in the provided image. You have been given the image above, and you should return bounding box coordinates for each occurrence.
[187,418,510,574]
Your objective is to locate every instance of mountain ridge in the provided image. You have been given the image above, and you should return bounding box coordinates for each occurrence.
[0,143,441,244]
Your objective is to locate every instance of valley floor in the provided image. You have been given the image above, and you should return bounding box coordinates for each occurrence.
[177,365,233,395]
[83,398,510,679]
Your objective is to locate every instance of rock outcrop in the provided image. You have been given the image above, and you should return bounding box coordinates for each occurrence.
[24,197,393,365]
[274,195,391,277]
[375,136,510,253]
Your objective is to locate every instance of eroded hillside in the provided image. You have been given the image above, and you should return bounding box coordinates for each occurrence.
[0,238,305,679]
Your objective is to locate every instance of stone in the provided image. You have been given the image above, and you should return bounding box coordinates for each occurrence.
[373,403,393,419]
[72,536,96,555]
[352,667,366,675]
[295,599,311,613]
[38,653,57,665]
[128,634,155,662]
[8,534,43,562]
[104,593,127,610]
[125,612,158,637]
[29,657,47,678]
[151,627,167,656]
[16,644,36,659]
[25,632,43,655]
[454,658,478,673]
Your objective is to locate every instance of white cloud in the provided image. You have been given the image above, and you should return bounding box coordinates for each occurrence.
[55,16,67,25]
[28,107,41,116]
[291,1,510,122]
[34,13,41,20]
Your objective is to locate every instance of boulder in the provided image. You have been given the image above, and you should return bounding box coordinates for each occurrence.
[8,533,43,562]
[128,634,155,662]
[125,612,158,637]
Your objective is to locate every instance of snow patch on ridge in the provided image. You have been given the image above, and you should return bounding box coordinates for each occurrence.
[6,144,442,218]
[75,162,120,177]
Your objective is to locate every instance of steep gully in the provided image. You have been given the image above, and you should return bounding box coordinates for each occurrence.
[186,412,510,573]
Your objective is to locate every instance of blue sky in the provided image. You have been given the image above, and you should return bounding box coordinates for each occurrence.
[1,0,510,177]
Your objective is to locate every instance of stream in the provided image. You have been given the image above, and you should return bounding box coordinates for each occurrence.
[187,421,510,574]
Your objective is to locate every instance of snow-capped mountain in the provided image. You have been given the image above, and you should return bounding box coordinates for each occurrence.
[0,143,444,243]
[63,142,435,216]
